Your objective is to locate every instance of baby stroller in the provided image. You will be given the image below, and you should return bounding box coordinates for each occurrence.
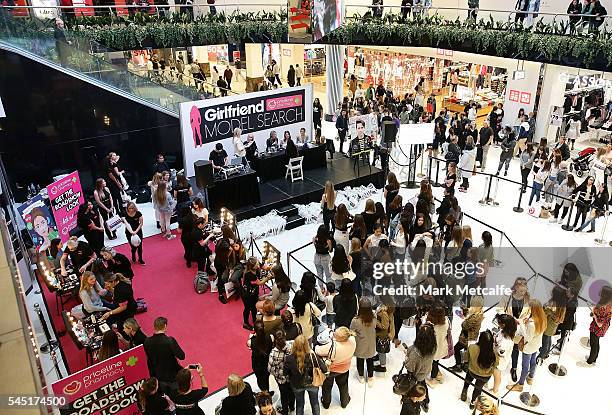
[570,147,595,177]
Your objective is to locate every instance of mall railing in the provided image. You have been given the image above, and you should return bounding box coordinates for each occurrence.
[343,4,612,33]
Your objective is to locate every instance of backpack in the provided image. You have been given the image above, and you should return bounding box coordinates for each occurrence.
[136,298,147,314]
[194,271,210,294]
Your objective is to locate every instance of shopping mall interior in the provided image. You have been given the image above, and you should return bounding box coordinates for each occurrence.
[1,2,612,415]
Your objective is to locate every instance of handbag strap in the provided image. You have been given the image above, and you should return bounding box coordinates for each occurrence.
[309,352,320,370]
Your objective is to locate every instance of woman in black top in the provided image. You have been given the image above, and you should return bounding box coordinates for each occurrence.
[174,173,193,211]
[333,278,358,328]
[124,202,145,264]
[384,172,400,215]
[242,257,266,330]
[333,203,353,251]
[444,162,457,190]
[349,214,368,246]
[172,367,208,415]
[415,199,433,230]
[220,374,256,415]
[361,199,378,235]
[248,320,274,393]
[313,225,333,283]
[102,273,137,328]
[286,134,299,159]
[572,176,597,229]
[191,217,214,274]
[104,152,125,215]
[215,239,232,304]
[349,238,363,296]
[179,206,196,268]
[93,178,116,239]
[375,202,388,231]
[312,98,323,130]
[77,201,105,253]
[575,183,608,233]
[100,247,134,279]
[138,378,172,415]
[409,214,429,244]
[60,237,96,276]
[387,195,403,230]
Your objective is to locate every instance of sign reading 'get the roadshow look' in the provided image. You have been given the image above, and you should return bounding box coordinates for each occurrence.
[179,85,313,177]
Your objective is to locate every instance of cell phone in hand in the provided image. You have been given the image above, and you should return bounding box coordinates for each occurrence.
[188,364,199,370]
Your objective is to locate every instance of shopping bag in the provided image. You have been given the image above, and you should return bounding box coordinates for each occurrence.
[106,214,123,232]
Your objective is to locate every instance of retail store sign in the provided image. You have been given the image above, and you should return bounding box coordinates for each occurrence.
[51,346,148,415]
[520,92,531,104]
[31,0,59,19]
[508,90,520,102]
[179,85,313,177]
[46,171,85,243]
[559,73,612,89]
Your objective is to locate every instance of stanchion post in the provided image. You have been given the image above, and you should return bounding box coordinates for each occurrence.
[513,184,525,213]
[490,177,500,206]
[519,360,541,407]
[417,149,425,178]
[50,349,63,379]
[433,158,441,187]
[484,173,494,202]
[548,328,568,377]
[561,201,575,231]
[427,155,433,183]
[594,212,609,245]
[479,176,491,205]
[34,303,58,354]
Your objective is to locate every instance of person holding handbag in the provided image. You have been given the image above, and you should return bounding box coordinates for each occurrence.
[316,327,356,409]
[373,301,395,373]
[268,331,294,415]
[491,314,517,395]
[351,298,378,386]
[449,296,484,373]
[284,335,327,415]
[291,290,322,341]
[403,323,437,413]
[496,277,530,382]
[507,299,547,392]
[581,285,612,366]
[123,202,145,265]
[93,178,117,240]
[460,330,498,409]
[425,304,449,386]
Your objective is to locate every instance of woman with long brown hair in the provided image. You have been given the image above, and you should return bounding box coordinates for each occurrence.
[351,297,377,386]
[539,285,567,360]
[97,330,120,362]
[333,203,353,252]
[153,181,176,240]
[321,181,337,233]
[138,377,172,415]
[384,172,400,216]
[349,214,367,246]
[361,199,377,235]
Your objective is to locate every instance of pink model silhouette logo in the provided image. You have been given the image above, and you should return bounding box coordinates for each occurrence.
[190,105,202,147]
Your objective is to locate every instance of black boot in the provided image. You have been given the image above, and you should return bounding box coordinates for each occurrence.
[511,368,517,382]
[218,294,228,304]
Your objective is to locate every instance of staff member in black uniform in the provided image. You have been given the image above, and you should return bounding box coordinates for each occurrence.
[102,273,138,328]
[191,217,214,274]
[60,237,97,276]
[104,152,125,215]
[100,247,134,280]
[93,178,117,240]
[76,201,105,253]
[179,206,196,268]
[209,143,228,172]
[123,202,145,265]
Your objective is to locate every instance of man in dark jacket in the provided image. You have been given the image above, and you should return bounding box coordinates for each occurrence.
[496,127,516,176]
[144,317,185,393]
[554,136,571,161]
[336,108,349,154]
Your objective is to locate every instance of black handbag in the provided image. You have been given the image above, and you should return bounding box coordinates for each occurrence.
[392,363,417,395]
[376,337,391,353]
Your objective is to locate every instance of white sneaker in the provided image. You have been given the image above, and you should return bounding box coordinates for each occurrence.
[549,218,557,223]
[210,284,218,293]
[166,234,176,240]
[367,378,374,388]
[355,374,365,384]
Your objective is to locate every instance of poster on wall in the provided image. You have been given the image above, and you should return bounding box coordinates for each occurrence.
[312,0,344,42]
[16,195,59,254]
[348,114,378,139]
[46,171,85,243]
[179,85,314,177]
[549,106,564,126]
[51,346,148,415]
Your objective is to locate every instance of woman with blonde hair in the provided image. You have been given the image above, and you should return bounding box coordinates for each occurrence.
[79,271,111,313]
[315,326,356,409]
[284,335,327,415]
[507,299,547,392]
[153,181,176,240]
[321,181,337,233]
[220,374,256,415]
[474,395,499,415]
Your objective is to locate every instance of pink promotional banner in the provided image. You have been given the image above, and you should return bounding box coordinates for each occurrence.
[46,171,85,242]
[52,345,148,415]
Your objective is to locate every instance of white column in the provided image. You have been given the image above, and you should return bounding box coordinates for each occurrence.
[325,45,344,119]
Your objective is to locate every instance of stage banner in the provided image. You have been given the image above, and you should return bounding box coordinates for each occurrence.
[51,346,148,415]
[179,85,313,177]
[16,195,59,254]
[46,171,85,243]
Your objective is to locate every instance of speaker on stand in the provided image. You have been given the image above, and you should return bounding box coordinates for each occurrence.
[194,160,214,209]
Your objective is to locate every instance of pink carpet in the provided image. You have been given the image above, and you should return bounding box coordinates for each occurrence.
[41,233,253,392]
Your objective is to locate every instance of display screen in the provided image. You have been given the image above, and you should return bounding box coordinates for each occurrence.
[312,0,344,42]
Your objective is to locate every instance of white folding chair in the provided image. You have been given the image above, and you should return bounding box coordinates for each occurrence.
[285,156,304,182]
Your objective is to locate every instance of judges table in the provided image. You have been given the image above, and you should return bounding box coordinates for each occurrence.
[207,168,261,211]
[253,143,326,181]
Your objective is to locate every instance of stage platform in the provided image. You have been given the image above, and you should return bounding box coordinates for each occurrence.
[232,154,385,220]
